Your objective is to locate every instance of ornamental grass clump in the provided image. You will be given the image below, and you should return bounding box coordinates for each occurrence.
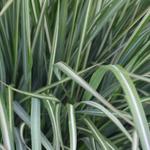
[0,0,150,149]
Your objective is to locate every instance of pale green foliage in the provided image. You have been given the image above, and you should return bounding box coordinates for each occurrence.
[0,0,150,149]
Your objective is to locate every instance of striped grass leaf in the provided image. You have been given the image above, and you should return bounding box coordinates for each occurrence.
[31,98,41,150]
[0,0,150,149]
[55,104,64,149]
[43,100,60,149]
[0,0,13,17]
[67,104,77,150]
[12,0,20,83]
[7,87,14,149]
[84,118,112,150]
[132,130,139,150]
[0,95,14,150]
[21,0,32,90]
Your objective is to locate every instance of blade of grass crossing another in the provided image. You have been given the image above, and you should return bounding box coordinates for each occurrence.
[55,62,133,125]
[0,81,60,102]
[83,67,106,101]
[31,0,47,53]
[84,118,110,150]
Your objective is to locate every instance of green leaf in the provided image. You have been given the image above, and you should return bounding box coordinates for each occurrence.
[0,95,14,150]
[31,98,41,150]
[43,100,60,149]
[0,0,13,17]
[67,104,77,150]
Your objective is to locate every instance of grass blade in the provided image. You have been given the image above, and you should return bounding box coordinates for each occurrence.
[67,104,77,150]
[7,87,14,149]
[132,130,139,150]
[0,95,14,150]
[0,0,13,17]
[31,98,41,150]
[55,104,64,149]
[43,100,60,149]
